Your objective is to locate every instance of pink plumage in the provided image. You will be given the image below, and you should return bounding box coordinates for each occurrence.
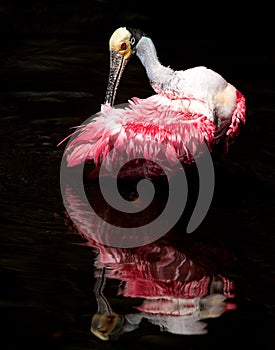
[60,91,245,178]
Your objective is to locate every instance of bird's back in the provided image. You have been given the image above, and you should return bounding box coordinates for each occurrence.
[159,66,228,100]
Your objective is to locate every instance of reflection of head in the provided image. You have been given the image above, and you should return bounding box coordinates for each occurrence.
[91,312,142,341]
[91,313,121,341]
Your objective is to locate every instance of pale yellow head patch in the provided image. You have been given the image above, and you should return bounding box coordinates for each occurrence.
[109,27,132,59]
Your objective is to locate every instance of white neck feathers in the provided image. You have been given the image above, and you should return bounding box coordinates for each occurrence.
[136,37,173,90]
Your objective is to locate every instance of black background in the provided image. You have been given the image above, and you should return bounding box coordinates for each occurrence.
[0,1,274,349]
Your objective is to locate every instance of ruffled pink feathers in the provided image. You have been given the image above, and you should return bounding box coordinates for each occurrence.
[59,91,246,174]
[223,90,246,152]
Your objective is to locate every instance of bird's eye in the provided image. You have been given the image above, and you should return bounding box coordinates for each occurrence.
[130,37,135,45]
[120,42,127,50]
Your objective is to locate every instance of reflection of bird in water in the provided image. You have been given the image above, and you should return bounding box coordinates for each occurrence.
[89,239,237,340]
[60,185,237,340]
[59,27,246,178]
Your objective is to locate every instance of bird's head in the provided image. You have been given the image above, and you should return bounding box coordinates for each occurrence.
[105,27,146,106]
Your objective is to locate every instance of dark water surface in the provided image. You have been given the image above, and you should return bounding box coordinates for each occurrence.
[0,2,274,349]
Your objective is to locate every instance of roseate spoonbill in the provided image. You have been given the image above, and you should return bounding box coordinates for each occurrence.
[59,27,246,178]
